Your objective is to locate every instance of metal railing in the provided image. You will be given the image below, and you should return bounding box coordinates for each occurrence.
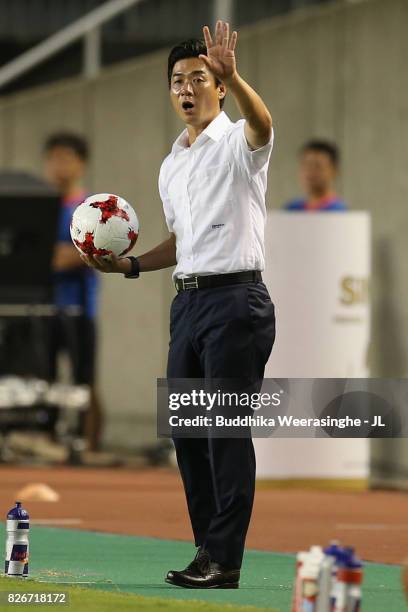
[0,0,237,91]
[0,0,143,89]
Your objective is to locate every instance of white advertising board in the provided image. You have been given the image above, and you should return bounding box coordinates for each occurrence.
[255,212,371,479]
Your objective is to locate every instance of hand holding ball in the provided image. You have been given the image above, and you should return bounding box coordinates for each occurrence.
[70,193,139,272]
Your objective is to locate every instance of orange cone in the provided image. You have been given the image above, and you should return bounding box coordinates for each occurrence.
[16,483,60,502]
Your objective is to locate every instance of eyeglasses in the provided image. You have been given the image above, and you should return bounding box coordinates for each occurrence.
[170,75,209,94]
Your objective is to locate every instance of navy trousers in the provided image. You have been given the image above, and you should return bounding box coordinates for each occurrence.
[167,279,276,569]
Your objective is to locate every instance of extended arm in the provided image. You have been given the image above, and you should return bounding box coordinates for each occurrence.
[225,73,272,149]
[200,21,272,149]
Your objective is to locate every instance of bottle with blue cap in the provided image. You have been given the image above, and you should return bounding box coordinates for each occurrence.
[333,547,363,612]
[319,540,344,611]
[4,501,29,578]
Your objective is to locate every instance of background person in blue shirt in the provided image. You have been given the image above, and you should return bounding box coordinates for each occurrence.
[284,139,347,211]
[44,132,103,451]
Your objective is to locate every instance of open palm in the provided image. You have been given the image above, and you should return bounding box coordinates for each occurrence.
[199,21,238,83]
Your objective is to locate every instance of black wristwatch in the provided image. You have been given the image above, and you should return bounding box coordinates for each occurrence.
[124,256,140,278]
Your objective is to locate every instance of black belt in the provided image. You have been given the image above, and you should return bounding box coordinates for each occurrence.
[175,271,262,292]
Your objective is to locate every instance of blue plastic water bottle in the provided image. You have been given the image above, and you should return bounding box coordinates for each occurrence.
[5,501,29,577]
[324,541,344,610]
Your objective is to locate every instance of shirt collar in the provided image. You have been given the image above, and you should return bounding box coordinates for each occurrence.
[172,111,233,153]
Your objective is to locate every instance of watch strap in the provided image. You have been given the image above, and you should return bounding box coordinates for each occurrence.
[124,256,140,278]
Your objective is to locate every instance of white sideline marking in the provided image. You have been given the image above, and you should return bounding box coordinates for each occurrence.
[38,581,97,584]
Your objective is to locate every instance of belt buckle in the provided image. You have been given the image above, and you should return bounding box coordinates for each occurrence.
[182,276,199,290]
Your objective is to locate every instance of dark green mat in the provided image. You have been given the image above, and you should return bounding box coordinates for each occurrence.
[0,525,405,611]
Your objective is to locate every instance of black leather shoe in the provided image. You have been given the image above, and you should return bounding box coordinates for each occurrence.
[166,546,206,583]
[165,549,240,589]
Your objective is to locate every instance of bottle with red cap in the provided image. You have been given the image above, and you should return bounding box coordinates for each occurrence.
[333,547,363,612]
[300,554,321,612]
[292,550,309,611]
[4,501,29,578]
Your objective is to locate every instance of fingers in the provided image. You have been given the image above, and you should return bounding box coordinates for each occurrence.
[94,255,112,271]
[215,20,223,45]
[80,254,96,268]
[222,21,229,49]
[80,253,111,272]
[229,30,237,51]
[198,54,212,69]
[202,25,213,48]
[208,20,235,50]
[93,256,105,267]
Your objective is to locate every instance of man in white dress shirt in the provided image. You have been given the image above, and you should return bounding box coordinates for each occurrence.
[83,20,275,589]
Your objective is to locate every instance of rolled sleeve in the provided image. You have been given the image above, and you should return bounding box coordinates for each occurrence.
[228,119,274,175]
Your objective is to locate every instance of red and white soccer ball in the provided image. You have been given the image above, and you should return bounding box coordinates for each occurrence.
[70,193,139,259]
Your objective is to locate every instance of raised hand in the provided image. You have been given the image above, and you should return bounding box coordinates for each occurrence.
[199,20,238,84]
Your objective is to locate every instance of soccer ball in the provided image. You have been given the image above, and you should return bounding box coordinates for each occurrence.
[70,193,139,258]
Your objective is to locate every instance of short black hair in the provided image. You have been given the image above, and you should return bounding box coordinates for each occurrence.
[167,38,225,109]
[44,132,89,161]
[300,139,340,167]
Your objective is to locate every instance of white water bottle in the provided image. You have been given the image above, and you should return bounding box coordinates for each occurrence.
[316,554,335,612]
[300,559,320,612]
[5,501,29,577]
[292,551,309,611]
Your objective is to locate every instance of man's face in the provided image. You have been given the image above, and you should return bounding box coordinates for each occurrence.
[169,57,224,126]
[299,150,337,196]
[44,146,85,191]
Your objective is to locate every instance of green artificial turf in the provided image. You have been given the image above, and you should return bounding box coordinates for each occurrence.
[0,576,277,612]
[0,524,406,611]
